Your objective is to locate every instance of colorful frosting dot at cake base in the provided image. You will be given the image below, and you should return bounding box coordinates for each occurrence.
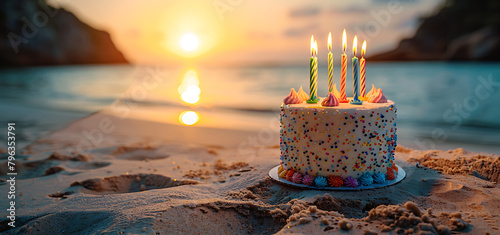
[359,172,374,186]
[292,172,303,184]
[373,172,386,184]
[302,174,314,186]
[286,170,295,182]
[386,167,396,180]
[279,169,288,179]
[343,176,358,188]
[277,165,399,188]
[314,175,328,187]
[278,165,285,175]
[327,175,344,187]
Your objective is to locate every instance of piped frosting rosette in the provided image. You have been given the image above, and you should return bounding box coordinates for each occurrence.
[283,88,303,105]
[302,174,314,186]
[321,92,340,107]
[314,175,328,187]
[358,172,374,186]
[373,172,386,184]
[367,88,387,103]
[277,166,399,188]
[361,84,377,101]
[297,86,309,102]
[343,176,358,188]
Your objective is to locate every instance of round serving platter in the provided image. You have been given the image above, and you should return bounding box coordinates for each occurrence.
[269,164,406,191]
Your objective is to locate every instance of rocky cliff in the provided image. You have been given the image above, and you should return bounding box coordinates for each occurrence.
[370,0,500,61]
[0,0,127,67]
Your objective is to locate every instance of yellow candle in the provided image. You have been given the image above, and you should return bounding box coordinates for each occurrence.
[327,32,333,93]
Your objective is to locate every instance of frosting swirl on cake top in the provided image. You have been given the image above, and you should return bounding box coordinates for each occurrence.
[283,88,302,105]
[321,92,340,107]
[297,86,309,102]
[368,88,387,103]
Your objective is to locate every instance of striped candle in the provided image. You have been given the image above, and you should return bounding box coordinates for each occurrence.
[352,36,360,102]
[328,52,333,93]
[360,57,366,97]
[360,40,366,97]
[341,54,347,100]
[352,56,360,101]
[307,37,318,103]
[340,29,347,101]
[327,32,334,93]
[309,56,318,101]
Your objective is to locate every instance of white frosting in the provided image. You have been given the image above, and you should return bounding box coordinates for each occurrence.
[280,98,397,178]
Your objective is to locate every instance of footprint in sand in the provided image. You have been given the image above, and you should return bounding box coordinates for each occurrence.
[0,151,110,180]
[0,211,114,234]
[112,144,170,161]
[70,174,198,194]
[111,143,214,161]
[154,202,286,234]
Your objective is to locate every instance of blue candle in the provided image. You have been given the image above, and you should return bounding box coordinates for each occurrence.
[352,57,359,100]
[350,36,362,105]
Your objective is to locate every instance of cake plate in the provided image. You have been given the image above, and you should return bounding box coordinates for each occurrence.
[269,165,406,191]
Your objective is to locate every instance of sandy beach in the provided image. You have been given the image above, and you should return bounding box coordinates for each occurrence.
[0,104,498,235]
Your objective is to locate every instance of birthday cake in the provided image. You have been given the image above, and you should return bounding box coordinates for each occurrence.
[278,85,398,188]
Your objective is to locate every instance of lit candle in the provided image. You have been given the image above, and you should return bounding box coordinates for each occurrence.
[350,36,362,105]
[327,32,333,93]
[360,40,366,98]
[307,36,318,103]
[340,29,347,102]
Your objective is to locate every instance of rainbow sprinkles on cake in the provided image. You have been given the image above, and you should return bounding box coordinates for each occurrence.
[278,30,398,188]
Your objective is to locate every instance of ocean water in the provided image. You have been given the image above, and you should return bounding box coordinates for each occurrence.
[0,62,499,153]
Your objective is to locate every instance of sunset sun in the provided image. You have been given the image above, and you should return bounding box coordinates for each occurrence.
[180,33,199,51]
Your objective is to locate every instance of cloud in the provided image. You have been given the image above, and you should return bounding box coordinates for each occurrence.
[289,6,321,18]
[283,24,319,37]
[330,5,369,14]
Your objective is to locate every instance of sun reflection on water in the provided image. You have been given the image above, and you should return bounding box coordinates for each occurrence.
[178,70,201,104]
[178,70,201,125]
[179,111,199,125]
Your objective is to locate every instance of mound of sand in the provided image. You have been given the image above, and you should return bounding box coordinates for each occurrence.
[409,152,500,183]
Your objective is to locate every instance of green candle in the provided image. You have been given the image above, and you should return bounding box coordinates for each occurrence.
[307,36,318,103]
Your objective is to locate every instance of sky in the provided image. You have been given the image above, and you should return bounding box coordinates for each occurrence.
[48,0,444,66]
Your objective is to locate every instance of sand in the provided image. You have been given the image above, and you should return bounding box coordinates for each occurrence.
[0,109,499,234]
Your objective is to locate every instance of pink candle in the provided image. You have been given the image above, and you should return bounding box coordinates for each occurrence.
[360,40,366,98]
[340,29,347,102]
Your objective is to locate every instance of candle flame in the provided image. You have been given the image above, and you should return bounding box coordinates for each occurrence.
[342,29,346,53]
[362,40,366,58]
[310,35,315,57]
[314,40,318,57]
[352,36,357,57]
[328,32,332,52]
